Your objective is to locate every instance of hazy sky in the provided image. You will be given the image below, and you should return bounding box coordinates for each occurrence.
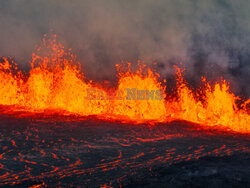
[0,0,249,95]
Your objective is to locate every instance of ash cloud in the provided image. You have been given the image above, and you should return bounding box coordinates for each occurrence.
[0,0,249,96]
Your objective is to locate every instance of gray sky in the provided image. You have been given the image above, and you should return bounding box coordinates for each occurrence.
[0,0,249,95]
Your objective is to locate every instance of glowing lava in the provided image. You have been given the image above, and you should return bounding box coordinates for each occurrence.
[0,34,249,133]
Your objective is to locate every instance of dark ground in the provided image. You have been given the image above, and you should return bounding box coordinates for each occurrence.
[0,110,249,187]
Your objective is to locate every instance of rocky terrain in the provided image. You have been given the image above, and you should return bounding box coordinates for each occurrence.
[0,111,249,187]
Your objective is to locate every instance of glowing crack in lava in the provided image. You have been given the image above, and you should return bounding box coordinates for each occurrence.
[0,34,249,133]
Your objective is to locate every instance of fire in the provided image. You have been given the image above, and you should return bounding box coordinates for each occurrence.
[0,58,19,105]
[173,68,250,132]
[111,63,167,122]
[0,35,249,133]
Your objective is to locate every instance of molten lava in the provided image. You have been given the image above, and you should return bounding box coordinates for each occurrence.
[0,34,249,133]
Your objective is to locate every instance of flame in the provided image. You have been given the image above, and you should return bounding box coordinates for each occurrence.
[111,63,167,122]
[0,35,249,133]
[173,68,250,132]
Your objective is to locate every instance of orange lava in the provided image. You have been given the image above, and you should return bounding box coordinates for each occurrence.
[0,34,249,133]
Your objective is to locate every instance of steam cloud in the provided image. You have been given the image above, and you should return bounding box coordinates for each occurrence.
[0,0,249,96]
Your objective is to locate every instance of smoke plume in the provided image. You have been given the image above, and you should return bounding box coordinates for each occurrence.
[0,0,249,95]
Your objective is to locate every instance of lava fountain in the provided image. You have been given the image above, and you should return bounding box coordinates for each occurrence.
[0,34,249,133]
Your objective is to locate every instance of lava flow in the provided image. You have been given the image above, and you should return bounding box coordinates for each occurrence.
[0,34,249,133]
